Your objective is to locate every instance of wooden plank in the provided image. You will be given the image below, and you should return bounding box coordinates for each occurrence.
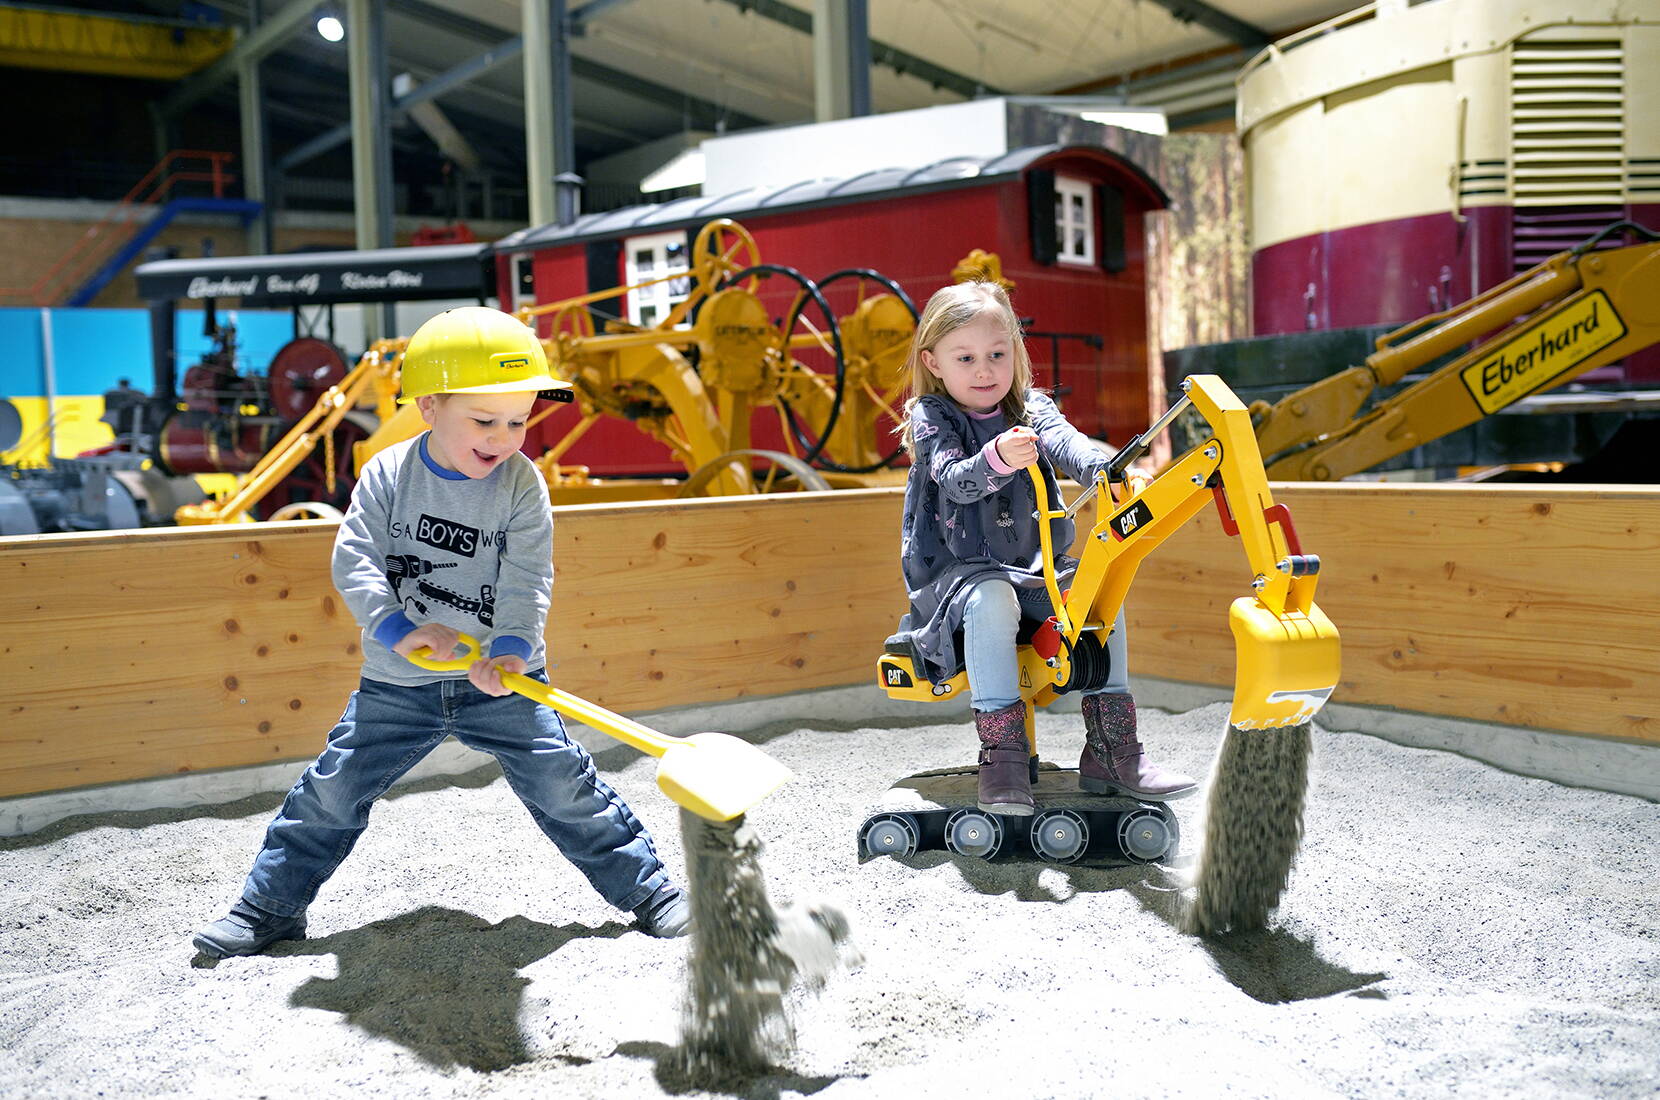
[1126,484,1660,744]
[2,482,1656,800]
[0,494,911,798]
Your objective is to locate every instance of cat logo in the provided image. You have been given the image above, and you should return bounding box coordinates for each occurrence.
[881,662,913,689]
[1109,500,1155,542]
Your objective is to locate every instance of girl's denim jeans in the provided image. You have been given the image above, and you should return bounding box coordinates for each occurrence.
[241,671,668,917]
[963,578,1130,711]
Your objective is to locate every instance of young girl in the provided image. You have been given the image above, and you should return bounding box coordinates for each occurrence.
[891,281,1196,815]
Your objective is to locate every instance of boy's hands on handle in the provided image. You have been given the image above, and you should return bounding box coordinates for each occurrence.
[400,630,794,821]
[995,425,1039,469]
[393,624,525,695]
[394,623,462,663]
[471,654,528,697]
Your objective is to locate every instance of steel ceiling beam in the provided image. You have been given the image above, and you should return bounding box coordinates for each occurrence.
[389,0,765,130]
[1139,0,1269,49]
[158,0,324,117]
[716,0,1003,99]
[276,34,527,173]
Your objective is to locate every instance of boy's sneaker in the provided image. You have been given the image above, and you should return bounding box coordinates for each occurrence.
[632,883,691,938]
[192,898,307,958]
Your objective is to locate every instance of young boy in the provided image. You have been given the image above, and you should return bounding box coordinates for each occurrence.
[194,306,689,959]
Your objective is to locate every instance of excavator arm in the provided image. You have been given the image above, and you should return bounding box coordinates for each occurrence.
[1254,223,1660,481]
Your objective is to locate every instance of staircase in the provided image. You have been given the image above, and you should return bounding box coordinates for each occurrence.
[1,151,261,307]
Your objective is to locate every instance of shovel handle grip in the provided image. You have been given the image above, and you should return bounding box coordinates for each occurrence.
[406,632,676,758]
[404,635,479,671]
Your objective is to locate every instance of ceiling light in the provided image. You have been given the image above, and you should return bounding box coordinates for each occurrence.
[316,12,344,42]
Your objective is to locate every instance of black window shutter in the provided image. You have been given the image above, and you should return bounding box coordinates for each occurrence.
[1096,183,1126,273]
[584,238,625,328]
[1027,169,1057,266]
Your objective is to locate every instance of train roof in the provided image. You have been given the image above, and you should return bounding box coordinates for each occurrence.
[496,143,1169,252]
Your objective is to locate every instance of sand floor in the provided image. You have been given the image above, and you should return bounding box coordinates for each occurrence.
[2,700,1656,1099]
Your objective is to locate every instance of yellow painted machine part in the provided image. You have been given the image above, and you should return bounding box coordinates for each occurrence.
[354,402,427,475]
[194,217,916,515]
[405,633,792,821]
[1228,596,1341,729]
[878,374,1342,743]
[0,395,112,464]
[1258,238,1660,482]
[0,6,234,80]
[176,340,404,525]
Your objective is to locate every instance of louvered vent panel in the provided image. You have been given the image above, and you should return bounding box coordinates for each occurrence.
[1510,38,1624,269]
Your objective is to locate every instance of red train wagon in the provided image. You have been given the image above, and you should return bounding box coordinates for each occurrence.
[492,143,1169,477]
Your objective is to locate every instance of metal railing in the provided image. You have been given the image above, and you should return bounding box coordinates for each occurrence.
[0,150,237,305]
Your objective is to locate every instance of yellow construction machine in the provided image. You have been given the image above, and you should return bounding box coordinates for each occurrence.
[358,218,918,501]
[865,374,1340,865]
[171,338,408,524]
[1251,222,1660,481]
[170,218,916,521]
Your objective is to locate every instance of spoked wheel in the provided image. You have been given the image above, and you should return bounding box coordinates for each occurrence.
[718,263,846,467]
[266,338,349,421]
[691,218,762,298]
[257,411,376,520]
[944,808,1006,860]
[859,813,920,859]
[676,448,831,497]
[1116,804,1180,864]
[1030,809,1090,864]
[783,268,919,473]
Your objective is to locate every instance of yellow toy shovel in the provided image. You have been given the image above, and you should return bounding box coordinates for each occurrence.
[405,633,792,822]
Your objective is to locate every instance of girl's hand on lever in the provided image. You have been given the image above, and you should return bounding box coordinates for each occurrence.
[995,425,1039,469]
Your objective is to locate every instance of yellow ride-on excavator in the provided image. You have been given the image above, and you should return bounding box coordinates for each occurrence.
[866,374,1340,869]
[1251,221,1660,482]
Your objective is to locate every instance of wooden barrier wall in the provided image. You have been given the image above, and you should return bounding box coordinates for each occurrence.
[1,483,1655,799]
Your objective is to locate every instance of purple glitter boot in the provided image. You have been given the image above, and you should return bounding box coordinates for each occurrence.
[1079,693,1197,801]
[974,702,1035,816]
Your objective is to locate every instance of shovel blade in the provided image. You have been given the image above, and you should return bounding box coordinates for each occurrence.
[656,732,794,822]
[1228,596,1341,730]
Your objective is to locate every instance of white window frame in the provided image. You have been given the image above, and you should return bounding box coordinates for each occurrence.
[509,251,536,311]
[623,230,692,328]
[1054,176,1095,267]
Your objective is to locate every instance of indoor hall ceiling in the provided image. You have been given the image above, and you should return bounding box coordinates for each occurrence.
[202,0,1361,159]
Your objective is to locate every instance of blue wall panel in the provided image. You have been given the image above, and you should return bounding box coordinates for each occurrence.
[1,307,300,399]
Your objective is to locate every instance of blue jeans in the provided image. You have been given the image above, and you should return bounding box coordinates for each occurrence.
[963,579,1130,710]
[241,672,668,918]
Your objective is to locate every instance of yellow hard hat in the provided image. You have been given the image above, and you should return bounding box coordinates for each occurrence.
[397,306,571,403]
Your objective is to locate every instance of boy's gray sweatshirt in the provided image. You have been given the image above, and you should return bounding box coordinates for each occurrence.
[332,433,553,686]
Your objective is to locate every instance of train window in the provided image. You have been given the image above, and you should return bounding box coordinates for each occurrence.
[623,230,691,328]
[1055,177,1095,266]
[513,253,535,310]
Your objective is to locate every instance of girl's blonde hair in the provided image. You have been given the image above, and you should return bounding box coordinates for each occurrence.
[898,281,1035,452]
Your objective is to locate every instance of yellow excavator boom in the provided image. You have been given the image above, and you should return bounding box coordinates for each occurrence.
[1254,223,1660,481]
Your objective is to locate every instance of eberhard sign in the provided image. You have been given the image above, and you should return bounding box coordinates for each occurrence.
[1460,290,1626,414]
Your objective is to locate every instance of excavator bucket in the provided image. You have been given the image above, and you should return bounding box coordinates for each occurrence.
[1227,596,1341,730]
